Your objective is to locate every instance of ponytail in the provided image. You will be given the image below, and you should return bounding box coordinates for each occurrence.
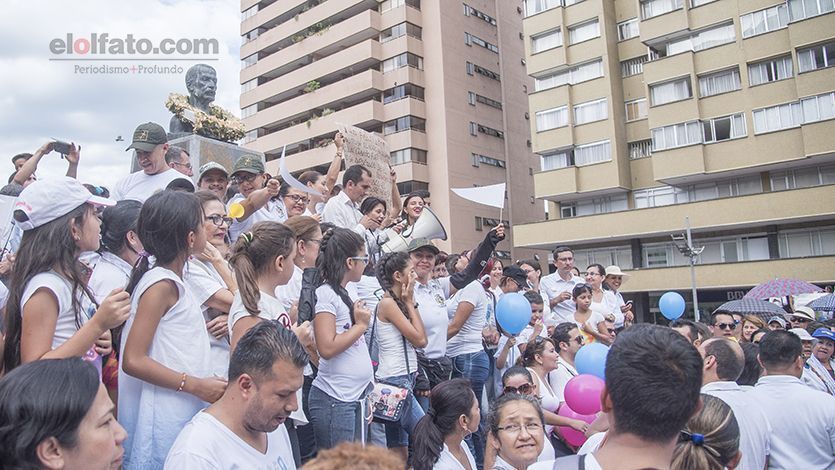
[316,227,365,324]
[672,394,740,470]
[228,222,296,315]
[412,378,475,470]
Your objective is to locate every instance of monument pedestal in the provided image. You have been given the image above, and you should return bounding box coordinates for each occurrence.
[131,134,264,180]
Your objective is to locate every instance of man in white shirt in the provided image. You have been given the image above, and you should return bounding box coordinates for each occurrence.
[539,246,584,324]
[751,330,835,470]
[226,154,281,241]
[548,322,582,404]
[321,164,378,235]
[698,337,770,470]
[166,320,306,469]
[165,146,193,177]
[112,122,182,202]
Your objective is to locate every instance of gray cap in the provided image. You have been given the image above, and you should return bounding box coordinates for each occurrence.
[198,161,229,181]
[407,238,439,255]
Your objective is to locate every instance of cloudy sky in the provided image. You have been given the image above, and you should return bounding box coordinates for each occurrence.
[0,0,241,186]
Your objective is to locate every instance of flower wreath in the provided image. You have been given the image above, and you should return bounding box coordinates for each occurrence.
[165,93,246,143]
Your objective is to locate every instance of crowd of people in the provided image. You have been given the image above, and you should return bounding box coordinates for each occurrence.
[0,122,833,470]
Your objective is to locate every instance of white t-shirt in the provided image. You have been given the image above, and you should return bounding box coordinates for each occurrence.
[88,251,132,304]
[446,280,488,357]
[226,194,285,242]
[312,284,374,402]
[275,265,303,312]
[435,441,477,469]
[589,291,619,324]
[112,169,182,202]
[185,258,232,379]
[529,367,560,436]
[414,277,451,359]
[165,411,296,470]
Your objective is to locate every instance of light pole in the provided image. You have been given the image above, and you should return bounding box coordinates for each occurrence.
[671,217,704,322]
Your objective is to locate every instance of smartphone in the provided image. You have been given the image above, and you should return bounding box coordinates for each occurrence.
[625,300,634,307]
[53,140,71,155]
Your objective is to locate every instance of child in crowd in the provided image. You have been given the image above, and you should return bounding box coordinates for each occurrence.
[572,284,609,344]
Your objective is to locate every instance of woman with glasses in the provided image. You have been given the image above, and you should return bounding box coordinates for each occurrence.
[185,191,238,377]
[806,328,835,395]
[487,393,547,470]
[278,183,315,222]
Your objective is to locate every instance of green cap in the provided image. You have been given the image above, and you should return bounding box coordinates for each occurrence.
[231,154,265,176]
[125,122,168,152]
[407,238,440,255]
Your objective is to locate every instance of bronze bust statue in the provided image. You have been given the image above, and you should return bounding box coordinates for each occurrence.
[169,64,218,135]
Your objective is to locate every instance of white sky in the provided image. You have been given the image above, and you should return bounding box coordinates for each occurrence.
[0,0,241,187]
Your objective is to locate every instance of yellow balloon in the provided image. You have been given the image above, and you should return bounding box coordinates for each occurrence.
[228,203,244,219]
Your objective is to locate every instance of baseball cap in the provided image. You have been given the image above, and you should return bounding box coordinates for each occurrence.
[198,161,229,181]
[502,265,529,288]
[812,328,835,342]
[767,316,787,328]
[126,122,167,152]
[13,176,115,231]
[231,154,265,176]
[789,328,814,341]
[790,306,816,322]
[407,238,439,255]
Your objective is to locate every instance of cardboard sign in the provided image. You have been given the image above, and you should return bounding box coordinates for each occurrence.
[337,123,392,210]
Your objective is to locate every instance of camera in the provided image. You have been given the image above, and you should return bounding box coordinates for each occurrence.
[52,140,71,155]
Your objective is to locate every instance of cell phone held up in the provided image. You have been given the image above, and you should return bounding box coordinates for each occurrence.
[52,140,71,157]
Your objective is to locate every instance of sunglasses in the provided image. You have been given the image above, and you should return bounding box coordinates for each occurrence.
[792,318,811,323]
[571,335,585,345]
[716,322,738,330]
[502,383,533,395]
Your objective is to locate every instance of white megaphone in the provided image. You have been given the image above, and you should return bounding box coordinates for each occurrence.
[381,206,447,253]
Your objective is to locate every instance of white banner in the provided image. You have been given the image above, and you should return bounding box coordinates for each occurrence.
[451,183,506,209]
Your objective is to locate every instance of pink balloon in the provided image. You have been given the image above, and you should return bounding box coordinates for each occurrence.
[564,374,605,416]
[556,404,596,447]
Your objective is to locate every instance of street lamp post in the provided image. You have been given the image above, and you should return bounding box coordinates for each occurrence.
[671,217,704,322]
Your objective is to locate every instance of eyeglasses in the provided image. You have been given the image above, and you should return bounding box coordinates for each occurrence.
[502,383,533,395]
[585,271,601,277]
[716,322,738,330]
[172,161,192,170]
[350,256,370,263]
[206,215,233,227]
[285,194,310,205]
[497,423,543,435]
[231,173,260,184]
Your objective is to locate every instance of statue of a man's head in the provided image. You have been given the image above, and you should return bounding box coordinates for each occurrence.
[185,64,217,103]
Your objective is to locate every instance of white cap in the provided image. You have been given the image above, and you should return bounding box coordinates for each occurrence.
[789,328,814,342]
[13,176,115,231]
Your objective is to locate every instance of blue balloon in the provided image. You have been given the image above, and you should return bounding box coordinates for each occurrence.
[659,292,686,320]
[575,343,609,380]
[496,292,532,335]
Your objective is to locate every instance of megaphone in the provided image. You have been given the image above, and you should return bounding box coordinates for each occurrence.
[381,206,447,253]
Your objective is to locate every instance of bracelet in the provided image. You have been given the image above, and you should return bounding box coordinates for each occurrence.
[176,372,187,392]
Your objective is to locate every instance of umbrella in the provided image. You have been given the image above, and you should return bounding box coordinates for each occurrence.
[743,278,823,300]
[807,294,835,312]
[713,299,786,323]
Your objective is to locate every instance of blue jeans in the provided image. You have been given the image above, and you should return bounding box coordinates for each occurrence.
[308,385,365,450]
[379,373,425,448]
[451,350,490,470]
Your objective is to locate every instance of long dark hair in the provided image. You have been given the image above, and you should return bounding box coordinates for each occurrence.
[316,228,365,323]
[99,200,142,255]
[229,222,295,314]
[3,204,96,371]
[0,358,99,466]
[376,252,411,319]
[413,378,476,470]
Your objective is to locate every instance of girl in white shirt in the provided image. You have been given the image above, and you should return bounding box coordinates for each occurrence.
[119,191,227,468]
[412,378,481,470]
[3,177,129,373]
[310,228,374,449]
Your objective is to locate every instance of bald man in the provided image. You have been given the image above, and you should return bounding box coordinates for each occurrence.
[699,337,771,470]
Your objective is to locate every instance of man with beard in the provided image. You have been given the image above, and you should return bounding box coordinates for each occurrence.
[113,122,181,202]
[166,321,308,469]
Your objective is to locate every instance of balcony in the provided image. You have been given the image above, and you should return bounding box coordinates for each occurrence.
[513,184,835,248]
[534,160,623,200]
[527,44,567,76]
[639,7,688,43]
[651,144,705,182]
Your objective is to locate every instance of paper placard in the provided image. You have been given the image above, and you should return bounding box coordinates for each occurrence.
[337,123,392,210]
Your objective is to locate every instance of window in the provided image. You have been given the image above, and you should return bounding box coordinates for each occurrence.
[468,92,503,109]
[383,84,425,104]
[390,148,428,165]
[621,56,648,77]
[798,42,835,73]
[662,22,736,57]
[380,0,420,12]
[748,55,793,85]
[573,98,608,125]
[396,180,428,195]
[618,18,639,41]
[383,116,426,135]
[641,0,683,19]
[629,140,653,159]
[380,22,422,42]
[382,53,423,72]
[241,5,258,20]
[531,29,562,53]
[241,54,257,69]
[540,149,574,170]
[574,140,611,165]
[241,104,257,119]
[779,226,835,258]
[568,19,600,45]
[535,106,568,131]
[241,129,258,144]
[242,28,263,44]
[625,98,648,121]
[241,78,258,93]
[534,59,602,91]
[801,91,835,123]
[472,153,506,168]
[649,77,692,106]
[525,0,561,16]
[753,102,802,133]
[466,62,501,81]
[465,32,499,53]
[573,246,634,270]
[702,113,747,143]
[464,4,497,25]
[698,68,741,97]
[651,121,702,150]
[691,0,718,6]
[741,4,789,38]
[788,0,835,21]
[634,185,690,208]
[470,122,504,138]
[770,164,835,190]
[560,195,629,218]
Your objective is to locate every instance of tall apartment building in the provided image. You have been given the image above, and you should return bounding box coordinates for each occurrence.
[515,0,835,319]
[239,0,544,259]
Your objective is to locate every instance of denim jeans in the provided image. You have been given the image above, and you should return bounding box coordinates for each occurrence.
[451,350,490,470]
[308,385,365,450]
[379,373,425,448]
